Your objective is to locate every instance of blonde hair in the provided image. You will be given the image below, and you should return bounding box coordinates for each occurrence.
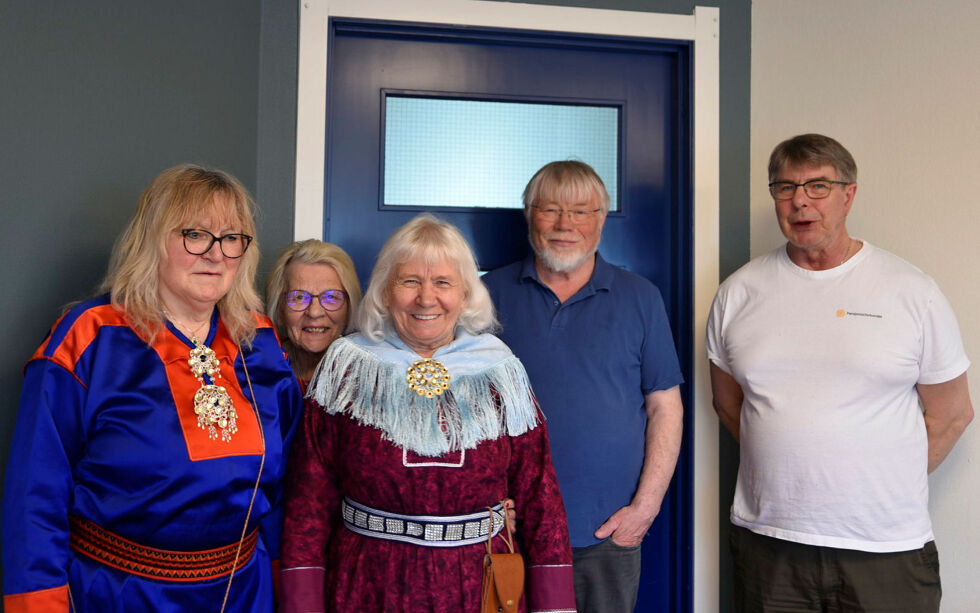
[100,164,262,345]
[265,239,362,347]
[358,214,497,341]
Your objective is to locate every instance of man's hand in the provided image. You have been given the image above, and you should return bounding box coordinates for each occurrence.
[593,502,658,547]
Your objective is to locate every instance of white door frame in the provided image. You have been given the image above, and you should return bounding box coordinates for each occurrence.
[294,2,720,611]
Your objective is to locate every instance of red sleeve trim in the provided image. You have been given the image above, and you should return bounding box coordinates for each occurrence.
[4,585,70,613]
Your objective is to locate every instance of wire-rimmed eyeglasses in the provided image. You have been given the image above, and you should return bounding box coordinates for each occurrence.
[531,205,602,223]
[284,289,348,312]
[768,179,851,201]
[180,228,253,258]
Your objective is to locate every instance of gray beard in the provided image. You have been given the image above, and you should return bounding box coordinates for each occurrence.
[532,243,597,274]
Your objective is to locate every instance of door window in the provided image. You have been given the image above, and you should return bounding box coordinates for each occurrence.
[383,93,620,210]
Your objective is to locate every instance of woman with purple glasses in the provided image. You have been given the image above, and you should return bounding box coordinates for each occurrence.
[266,240,363,392]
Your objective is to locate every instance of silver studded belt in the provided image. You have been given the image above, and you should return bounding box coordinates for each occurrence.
[341,497,505,548]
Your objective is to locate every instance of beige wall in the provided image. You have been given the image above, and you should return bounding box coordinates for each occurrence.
[752,0,980,609]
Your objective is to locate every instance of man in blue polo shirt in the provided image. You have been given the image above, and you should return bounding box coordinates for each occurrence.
[482,160,684,612]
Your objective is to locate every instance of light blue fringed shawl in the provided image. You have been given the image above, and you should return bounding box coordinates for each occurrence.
[307,330,540,457]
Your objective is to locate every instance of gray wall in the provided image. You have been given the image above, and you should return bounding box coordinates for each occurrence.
[0,0,298,595]
[0,1,746,609]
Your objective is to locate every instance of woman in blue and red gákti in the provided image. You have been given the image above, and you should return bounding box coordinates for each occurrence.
[2,165,302,613]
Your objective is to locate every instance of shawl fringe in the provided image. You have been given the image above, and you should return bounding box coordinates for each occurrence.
[309,337,539,456]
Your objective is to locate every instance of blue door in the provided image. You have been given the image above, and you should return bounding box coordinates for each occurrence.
[324,18,693,612]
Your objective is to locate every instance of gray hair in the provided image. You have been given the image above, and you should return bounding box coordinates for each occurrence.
[522,160,611,223]
[768,134,858,183]
[357,214,497,341]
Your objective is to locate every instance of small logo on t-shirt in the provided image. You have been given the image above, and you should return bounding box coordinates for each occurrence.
[836,309,883,319]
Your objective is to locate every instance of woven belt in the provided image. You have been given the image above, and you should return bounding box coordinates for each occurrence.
[69,515,258,582]
[341,497,504,548]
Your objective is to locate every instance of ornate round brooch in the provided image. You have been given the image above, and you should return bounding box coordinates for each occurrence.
[194,383,239,442]
[406,358,451,398]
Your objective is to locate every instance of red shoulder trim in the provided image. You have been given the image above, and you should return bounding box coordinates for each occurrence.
[251,311,290,356]
[29,304,130,375]
[252,311,275,329]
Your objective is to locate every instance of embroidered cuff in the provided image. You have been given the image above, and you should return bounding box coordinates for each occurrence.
[280,566,326,613]
[527,563,576,613]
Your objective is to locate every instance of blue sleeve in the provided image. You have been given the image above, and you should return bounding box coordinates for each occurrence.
[2,359,86,597]
[639,284,684,394]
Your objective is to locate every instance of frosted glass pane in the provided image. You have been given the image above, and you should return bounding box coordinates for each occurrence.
[383,96,619,210]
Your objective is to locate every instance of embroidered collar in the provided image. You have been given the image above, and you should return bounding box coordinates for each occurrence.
[308,330,539,456]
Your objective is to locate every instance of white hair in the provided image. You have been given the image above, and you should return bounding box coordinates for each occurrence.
[357,214,498,341]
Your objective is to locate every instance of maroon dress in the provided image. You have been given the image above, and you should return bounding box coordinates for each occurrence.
[280,332,576,613]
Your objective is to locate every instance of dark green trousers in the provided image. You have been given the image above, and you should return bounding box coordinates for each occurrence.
[730,525,941,613]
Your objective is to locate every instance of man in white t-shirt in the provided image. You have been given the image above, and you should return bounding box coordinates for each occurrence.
[706,133,974,612]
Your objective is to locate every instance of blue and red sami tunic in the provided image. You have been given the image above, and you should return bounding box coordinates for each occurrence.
[3,295,302,613]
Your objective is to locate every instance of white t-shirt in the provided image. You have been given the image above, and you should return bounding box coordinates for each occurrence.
[706,242,970,552]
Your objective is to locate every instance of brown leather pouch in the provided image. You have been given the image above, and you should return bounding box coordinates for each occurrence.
[480,504,525,613]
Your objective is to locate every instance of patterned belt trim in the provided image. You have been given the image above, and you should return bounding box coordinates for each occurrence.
[342,497,505,548]
[69,515,258,582]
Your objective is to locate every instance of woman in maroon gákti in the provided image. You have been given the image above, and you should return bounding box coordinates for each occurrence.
[280,214,576,613]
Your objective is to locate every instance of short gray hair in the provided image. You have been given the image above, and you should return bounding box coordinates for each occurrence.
[358,214,497,341]
[522,160,611,223]
[768,134,858,183]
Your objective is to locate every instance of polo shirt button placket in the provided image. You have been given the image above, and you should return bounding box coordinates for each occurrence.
[550,300,563,328]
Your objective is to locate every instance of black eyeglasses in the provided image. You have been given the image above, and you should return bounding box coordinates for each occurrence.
[284,289,348,312]
[768,179,850,201]
[180,229,253,258]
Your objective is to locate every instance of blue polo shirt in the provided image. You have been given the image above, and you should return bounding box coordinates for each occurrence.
[482,254,683,547]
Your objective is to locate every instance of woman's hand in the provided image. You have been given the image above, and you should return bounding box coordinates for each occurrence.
[503,498,517,534]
